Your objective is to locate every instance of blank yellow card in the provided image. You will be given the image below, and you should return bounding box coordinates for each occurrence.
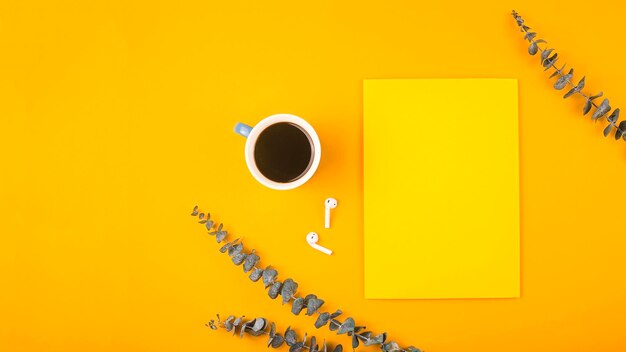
[364,79,520,299]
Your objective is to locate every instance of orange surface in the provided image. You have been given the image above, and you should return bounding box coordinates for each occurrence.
[1,1,625,351]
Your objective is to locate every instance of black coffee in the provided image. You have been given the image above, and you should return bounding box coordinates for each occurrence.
[254,122,313,183]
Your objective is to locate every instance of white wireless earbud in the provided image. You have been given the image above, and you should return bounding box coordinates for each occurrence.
[324,197,338,229]
[306,232,332,255]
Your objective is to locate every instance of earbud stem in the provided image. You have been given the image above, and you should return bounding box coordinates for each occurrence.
[312,244,332,255]
[325,207,330,228]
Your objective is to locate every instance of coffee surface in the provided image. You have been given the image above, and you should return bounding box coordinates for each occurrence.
[254,122,313,183]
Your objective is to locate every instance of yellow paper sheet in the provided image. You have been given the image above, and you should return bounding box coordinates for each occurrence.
[364,79,520,299]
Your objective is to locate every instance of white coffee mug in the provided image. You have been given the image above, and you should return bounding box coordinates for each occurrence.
[234,114,321,190]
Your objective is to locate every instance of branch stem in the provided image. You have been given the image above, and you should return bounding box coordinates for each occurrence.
[518,20,619,128]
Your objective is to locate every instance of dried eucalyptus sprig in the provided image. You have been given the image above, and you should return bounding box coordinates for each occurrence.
[207,313,345,352]
[511,10,626,141]
[192,206,422,352]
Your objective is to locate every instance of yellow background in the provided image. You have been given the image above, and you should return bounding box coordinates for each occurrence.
[1,1,625,351]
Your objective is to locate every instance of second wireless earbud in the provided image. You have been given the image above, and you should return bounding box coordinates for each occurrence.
[324,197,338,228]
[306,232,332,255]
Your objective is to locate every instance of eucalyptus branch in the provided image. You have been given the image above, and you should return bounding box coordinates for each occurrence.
[511,10,626,140]
[207,314,345,352]
[191,206,422,352]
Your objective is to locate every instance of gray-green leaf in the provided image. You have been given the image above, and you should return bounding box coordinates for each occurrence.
[616,121,626,140]
[215,229,227,243]
[541,48,554,63]
[563,87,576,98]
[590,92,603,100]
[330,310,342,319]
[251,318,266,332]
[240,319,251,337]
[583,99,593,115]
[271,334,285,348]
[249,268,263,282]
[554,74,572,90]
[248,319,266,336]
[315,312,330,328]
[352,334,359,348]
[223,315,235,332]
[337,317,355,335]
[524,32,536,41]
[592,99,611,120]
[309,335,316,347]
[310,336,318,352]
[608,108,620,123]
[268,281,282,299]
[528,42,538,55]
[543,53,558,69]
[304,293,317,301]
[382,341,401,352]
[233,316,244,326]
[332,344,343,352]
[243,250,259,272]
[231,252,247,265]
[357,331,372,342]
[575,76,585,90]
[191,206,198,216]
[289,342,305,352]
[364,332,387,346]
[280,279,298,305]
[228,241,243,256]
[269,322,276,338]
[306,298,325,316]
[285,327,297,346]
[291,297,305,315]
[208,222,221,233]
[604,123,613,137]
[220,238,240,253]
[329,319,340,331]
[209,224,226,242]
[549,63,565,78]
[262,266,278,288]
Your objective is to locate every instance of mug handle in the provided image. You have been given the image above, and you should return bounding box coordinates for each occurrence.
[234,122,253,138]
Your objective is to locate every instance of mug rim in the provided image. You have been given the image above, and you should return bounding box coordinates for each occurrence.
[244,114,321,190]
